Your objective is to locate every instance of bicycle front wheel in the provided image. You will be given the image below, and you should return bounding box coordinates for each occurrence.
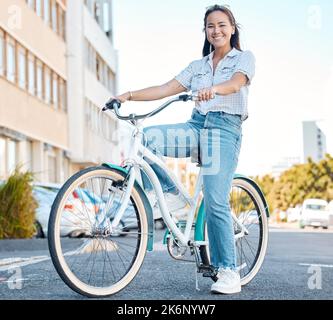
[48,166,149,298]
[199,177,269,286]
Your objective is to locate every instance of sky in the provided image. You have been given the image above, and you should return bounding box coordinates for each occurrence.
[112,0,333,177]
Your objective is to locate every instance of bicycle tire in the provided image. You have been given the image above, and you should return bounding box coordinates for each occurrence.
[199,177,269,285]
[48,166,149,297]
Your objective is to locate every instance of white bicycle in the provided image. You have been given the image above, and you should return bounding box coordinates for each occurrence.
[48,94,269,298]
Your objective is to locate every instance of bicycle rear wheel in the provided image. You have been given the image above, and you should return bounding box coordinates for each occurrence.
[48,166,149,297]
[199,177,269,285]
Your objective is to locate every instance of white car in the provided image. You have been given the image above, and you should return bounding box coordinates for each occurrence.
[34,185,98,238]
[328,201,333,226]
[299,199,329,229]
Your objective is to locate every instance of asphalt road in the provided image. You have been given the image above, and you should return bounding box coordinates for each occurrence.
[0,226,332,300]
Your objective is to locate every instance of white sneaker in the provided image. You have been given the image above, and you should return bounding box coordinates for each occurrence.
[211,268,241,294]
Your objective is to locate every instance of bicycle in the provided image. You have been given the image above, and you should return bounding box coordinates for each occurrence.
[48,94,269,298]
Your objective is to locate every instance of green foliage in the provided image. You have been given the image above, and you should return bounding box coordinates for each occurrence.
[253,154,333,212]
[0,167,38,239]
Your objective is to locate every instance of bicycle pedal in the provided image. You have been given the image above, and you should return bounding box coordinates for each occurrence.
[198,265,217,277]
[202,271,217,278]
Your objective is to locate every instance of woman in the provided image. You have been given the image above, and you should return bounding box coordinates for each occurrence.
[114,5,255,294]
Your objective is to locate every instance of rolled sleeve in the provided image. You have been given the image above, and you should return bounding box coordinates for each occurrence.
[174,62,195,91]
[234,50,256,85]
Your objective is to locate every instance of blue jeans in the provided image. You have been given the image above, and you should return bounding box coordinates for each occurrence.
[142,109,242,270]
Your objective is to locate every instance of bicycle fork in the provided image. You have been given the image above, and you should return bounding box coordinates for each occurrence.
[94,166,136,232]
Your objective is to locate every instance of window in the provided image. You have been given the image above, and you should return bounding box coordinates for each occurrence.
[59,79,66,111]
[51,0,58,33]
[44,66,51,104]
[108,70,115,93]
[36,61,43,99]
[102,64,107,86]
[62,155,69,181]
[28,55,35,95]
[18,48,26,89]
[58,8,65,40]
[0,137,5,178]
[27,0,35,10]
[6,40,16,83]
[47,148,57,183]
[52,74,58,108]
[48,154,57,182]
[7,140,17,174]
[36,0,42,17]
[0,31,4,76]
[26,141,33,172]
[89,44,96,72]
[96,56,101,81]
[85,39,115,91]
[0,27,66,109]
[44,0,50,25]
[84,41,89,68]
[103,2,111,33]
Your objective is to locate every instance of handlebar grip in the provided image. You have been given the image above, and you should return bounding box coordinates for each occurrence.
[178,94,191,102]
[103,99,121,111]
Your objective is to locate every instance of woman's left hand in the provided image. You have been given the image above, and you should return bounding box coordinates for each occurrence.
[197,87,216,102]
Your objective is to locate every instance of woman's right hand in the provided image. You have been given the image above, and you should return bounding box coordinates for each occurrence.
[114,92,131,103]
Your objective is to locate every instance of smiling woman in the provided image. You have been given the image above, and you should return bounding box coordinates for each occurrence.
[110,4,256,295]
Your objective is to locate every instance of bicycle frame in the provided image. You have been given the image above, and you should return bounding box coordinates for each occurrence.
[105,122,202,247]
[99,95,252,251]
[104,122,248,249]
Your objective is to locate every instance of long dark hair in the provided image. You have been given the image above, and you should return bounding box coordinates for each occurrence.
[202,5,242,57]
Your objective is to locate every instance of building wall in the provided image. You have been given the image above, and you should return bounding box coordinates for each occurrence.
[303,121,327,163]
[0,0,66,78]
[66,0,120,171]
[0,0,120,183]
[0,0,69,183]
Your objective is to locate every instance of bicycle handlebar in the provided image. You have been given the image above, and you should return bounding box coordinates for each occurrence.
[102,94,196,121]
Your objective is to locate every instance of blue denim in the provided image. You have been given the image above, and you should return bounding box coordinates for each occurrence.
[142,109,242,270]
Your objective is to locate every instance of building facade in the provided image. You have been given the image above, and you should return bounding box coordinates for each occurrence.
[0,0,120,183]
[303,121,327,163]
[67,0,120,173]
[0,0,68,183]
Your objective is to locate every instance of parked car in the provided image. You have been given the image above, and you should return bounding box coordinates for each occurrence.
[299,199,329,229]
[328,200,333,226]
[33,184,95,238]
[33,184,60,237]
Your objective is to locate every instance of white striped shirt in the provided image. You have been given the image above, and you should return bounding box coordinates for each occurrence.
[175,48,256,121]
